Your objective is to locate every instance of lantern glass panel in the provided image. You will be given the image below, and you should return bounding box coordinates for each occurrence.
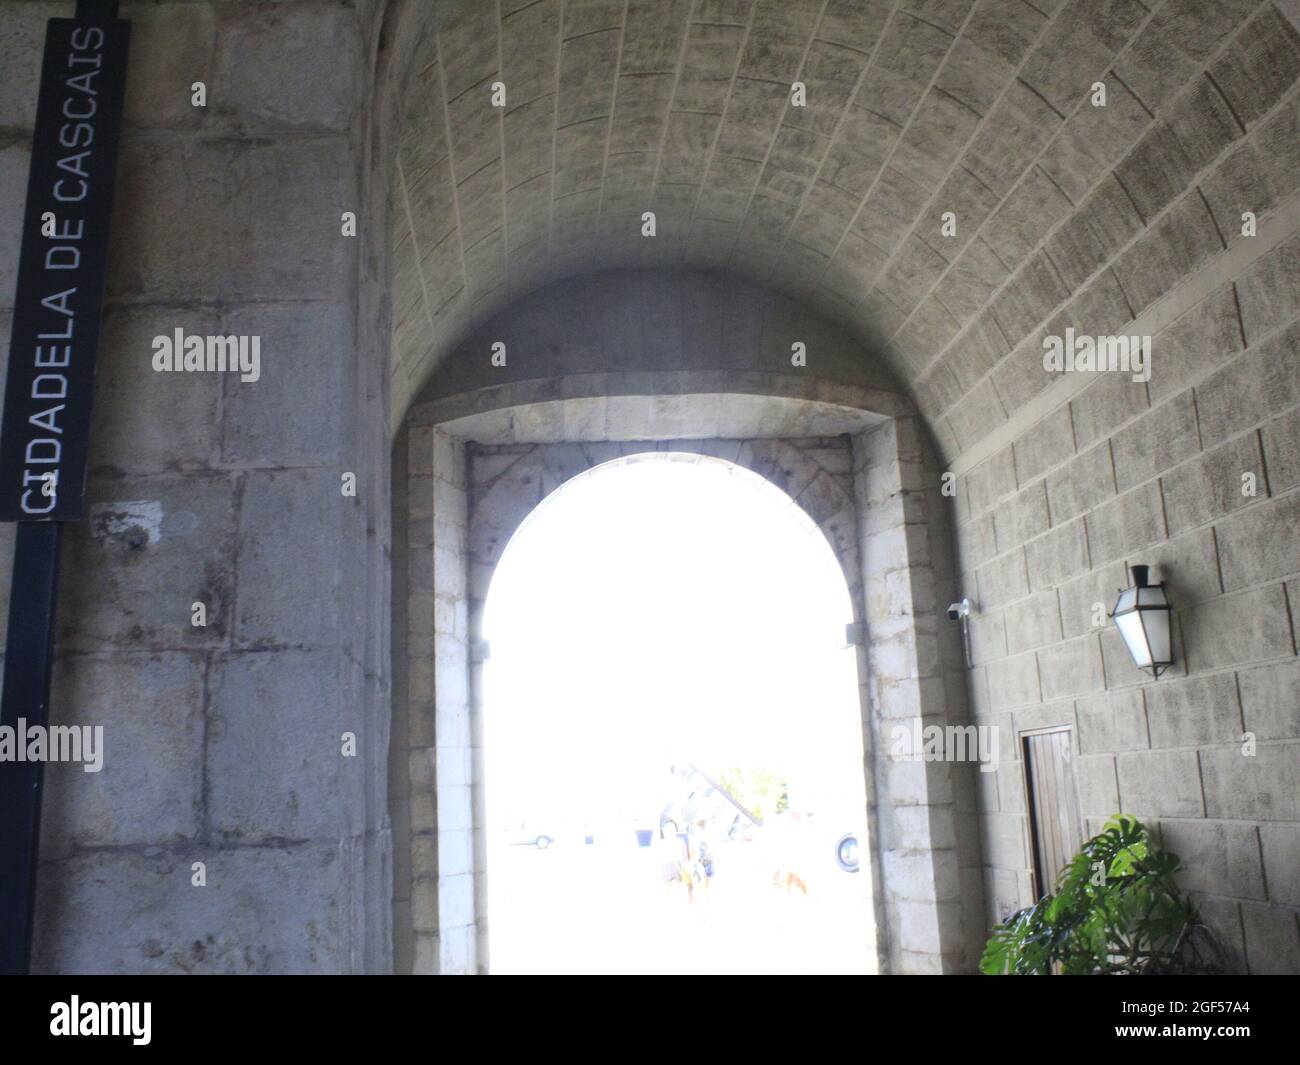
[1115,611,1152,667]
[1137,586,1167,608]
[1144,608,1171,667]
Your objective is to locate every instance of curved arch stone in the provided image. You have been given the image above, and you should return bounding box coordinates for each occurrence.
[392,372,982,974]
[401,268,908,430]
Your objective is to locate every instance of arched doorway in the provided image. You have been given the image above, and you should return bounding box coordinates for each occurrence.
[480,452,876,974]
[389,371,983,975]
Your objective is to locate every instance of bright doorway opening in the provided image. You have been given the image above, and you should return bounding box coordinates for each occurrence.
[481,452,876,974]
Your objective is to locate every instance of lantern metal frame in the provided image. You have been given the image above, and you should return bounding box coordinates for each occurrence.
[1109,564,1174,679]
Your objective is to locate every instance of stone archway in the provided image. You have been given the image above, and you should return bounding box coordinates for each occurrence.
[468,435,869,975]
[475,445,880,974]
[1,0,1290,977]
[390,374,985,974]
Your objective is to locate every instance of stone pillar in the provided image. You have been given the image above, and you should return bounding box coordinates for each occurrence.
[0,1,392,973]
[854,414,978,972]
[391,426,475,974]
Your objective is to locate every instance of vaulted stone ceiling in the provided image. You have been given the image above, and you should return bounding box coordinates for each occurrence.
[390,0,1300,451]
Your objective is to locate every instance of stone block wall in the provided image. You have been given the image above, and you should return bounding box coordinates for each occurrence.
[1,0,1295,975]
[1,1,397,972]
[956,216,1300,975]
[392,430,884,973]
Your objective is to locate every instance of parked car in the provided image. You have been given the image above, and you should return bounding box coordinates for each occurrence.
[507,825,554,849]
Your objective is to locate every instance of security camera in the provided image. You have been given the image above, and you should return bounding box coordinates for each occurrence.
[949,598,974,668]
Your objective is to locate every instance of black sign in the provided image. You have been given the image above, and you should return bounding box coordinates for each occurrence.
[0,17,129,521]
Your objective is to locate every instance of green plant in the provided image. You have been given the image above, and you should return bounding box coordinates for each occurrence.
[717,766,788,822]
[980,814,1223,975]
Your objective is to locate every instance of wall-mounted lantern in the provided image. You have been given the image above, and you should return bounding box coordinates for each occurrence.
[1110,565,1173,678]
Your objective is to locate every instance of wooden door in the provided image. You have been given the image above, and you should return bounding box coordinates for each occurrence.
[1022,728,1084,899]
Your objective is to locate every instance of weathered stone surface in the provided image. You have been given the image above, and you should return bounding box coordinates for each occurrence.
[33,845,343,974]
[1191,893,1248,974]
[1159,819,1265,901]
[1181,585,1293,673]
[207,651,344,842]
[90,307,222,474]
[1145,526,1222,605]
[221,303,351,468]
[1196,319,1300,445]
[1240,900,1300,974]
[979,813,1028,871]
[1037,634,1105,701]
[1075,688,1147,755]
[1057,560,1126,640]
[1109,392,1200,493]
[1002,588,1061,655]
[986,650,1040,711]
[1144,672,1240,749]
[1070,372,1149,449]
[1146,285,1244,403]
[1074,754,1119,819]
[1237,659,1300,741]
[1045,441,1115,524]
[994,482,1049,552]
[1024,519,1090,590]
[1262,407,1300,493]
[233,471,344,650]
[57,474,238,651]
[1040,74,1148,203]
[1116,749,1204,818]
[1012,406,1075,486]
[119,2,215,130]
[1161,433,1264,537]
[0,2,70,129]
[0,146,30,307]
[1208,5,1300,131]
[1046,175,1145,291]
[976,548,1029,609]
[107,137,355,303]
[1085,482,1165,565]
[964,447,1017,515]
[1215,494,1300,592]
[1201,743,1300,821]
[43,652,204,854]
[1258,824,1300,906]
[1112,194,1224,315]
[985,167,1071,273]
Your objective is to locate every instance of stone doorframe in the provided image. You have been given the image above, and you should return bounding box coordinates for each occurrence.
[390,375,985,974]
